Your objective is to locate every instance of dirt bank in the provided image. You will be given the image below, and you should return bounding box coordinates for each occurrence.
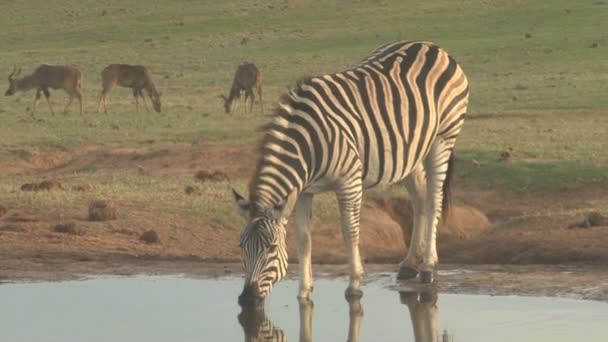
[1,143,608,300]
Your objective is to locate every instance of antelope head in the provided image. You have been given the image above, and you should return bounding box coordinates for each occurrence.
[5,66,21,96]
[150,91,161,113]
[220,94,231,113]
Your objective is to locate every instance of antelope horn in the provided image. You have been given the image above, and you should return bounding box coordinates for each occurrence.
[8,65,17,81]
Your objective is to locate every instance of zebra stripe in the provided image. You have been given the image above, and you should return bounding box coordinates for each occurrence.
[236,40,469,299]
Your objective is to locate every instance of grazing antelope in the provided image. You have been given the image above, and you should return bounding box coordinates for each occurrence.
[221,62,263,114]
[5,65,83,117]
[97,64,161,114]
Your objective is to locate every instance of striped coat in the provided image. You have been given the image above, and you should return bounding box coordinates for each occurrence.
[235,40,469,301]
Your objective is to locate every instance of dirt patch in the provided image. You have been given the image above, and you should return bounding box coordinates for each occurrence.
[21,144,258,179]
[20,178,63,191]
[71,184,92,192]
[194,170,230,182]
[88,200,118,221]
[5,213,39,222]
[53,222,83,235]
[568,211,607,229]
[0,223,24,232]
[0,205,7,218]
[441,214,608,264]
[184,185,201,195]
[31,150,65,169]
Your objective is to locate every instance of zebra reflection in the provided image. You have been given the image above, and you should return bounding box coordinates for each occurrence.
[238,297,364,342]
[400,289,454,342]
[238,302,287,342]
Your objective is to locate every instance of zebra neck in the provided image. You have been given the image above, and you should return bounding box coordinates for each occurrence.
[250,180,300,215]
[249,109,311,211]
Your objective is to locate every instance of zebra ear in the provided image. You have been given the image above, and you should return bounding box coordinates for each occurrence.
[232,188,250,219]
[269,188,298,220]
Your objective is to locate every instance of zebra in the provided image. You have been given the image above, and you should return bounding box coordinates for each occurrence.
[400,289,440,342]
[238,303,287,342]
[233,40,469,301]
[239,296,363,342]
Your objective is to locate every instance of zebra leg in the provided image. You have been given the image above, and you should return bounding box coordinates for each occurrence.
[398,165,428,280]
[293,193,314,299]
[337,181,364,299]
[419,141,453,283]
[346,296,364,342]
[400,289,438,342]
[298,297,313,342]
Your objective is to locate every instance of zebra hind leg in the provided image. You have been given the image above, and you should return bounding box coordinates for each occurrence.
[398,165,428,280]
[336,182,364,299]
[419,141,454,283]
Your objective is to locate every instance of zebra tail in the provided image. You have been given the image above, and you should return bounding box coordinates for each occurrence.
[441,152,455,223]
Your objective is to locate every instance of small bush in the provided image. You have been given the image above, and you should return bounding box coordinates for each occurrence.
[88,200,118,221]
[140,230,160,244]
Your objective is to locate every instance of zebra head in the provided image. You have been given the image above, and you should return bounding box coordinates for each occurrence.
[233,189,295,302]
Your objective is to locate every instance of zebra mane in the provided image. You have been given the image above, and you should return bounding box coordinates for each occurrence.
[248,77,317,204]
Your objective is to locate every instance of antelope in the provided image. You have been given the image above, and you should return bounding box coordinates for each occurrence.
[5,65,83,117]
[97,64,161,114]
[221,62,263,114]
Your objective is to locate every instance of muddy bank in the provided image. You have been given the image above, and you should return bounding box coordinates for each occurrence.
[1,253,606,303]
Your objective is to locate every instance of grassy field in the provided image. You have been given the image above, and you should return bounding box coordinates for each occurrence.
[0,0,607,225]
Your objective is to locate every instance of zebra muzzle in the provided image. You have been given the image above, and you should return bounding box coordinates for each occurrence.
[239,283,265,305]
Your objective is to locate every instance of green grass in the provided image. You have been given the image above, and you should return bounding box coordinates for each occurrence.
[0,0,607,205]
[456,150,608,194]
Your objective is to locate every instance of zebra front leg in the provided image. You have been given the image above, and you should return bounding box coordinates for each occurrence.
[398,165,428,280]
[337,182,364,299]
[294,193,314,299]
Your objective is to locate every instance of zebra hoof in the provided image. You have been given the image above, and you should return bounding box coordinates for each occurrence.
[397,266,418,280]
[345,287,363,300]
[419,270,434,284]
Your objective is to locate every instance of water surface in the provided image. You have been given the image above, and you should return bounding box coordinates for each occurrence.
[0,275,605,341]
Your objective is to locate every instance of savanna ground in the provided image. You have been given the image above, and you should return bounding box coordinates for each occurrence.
[0,0,607,299]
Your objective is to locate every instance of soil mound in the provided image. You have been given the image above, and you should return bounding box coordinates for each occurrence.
[373,197,491,246]
[88,200,118,221]
[194,170,229,182]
